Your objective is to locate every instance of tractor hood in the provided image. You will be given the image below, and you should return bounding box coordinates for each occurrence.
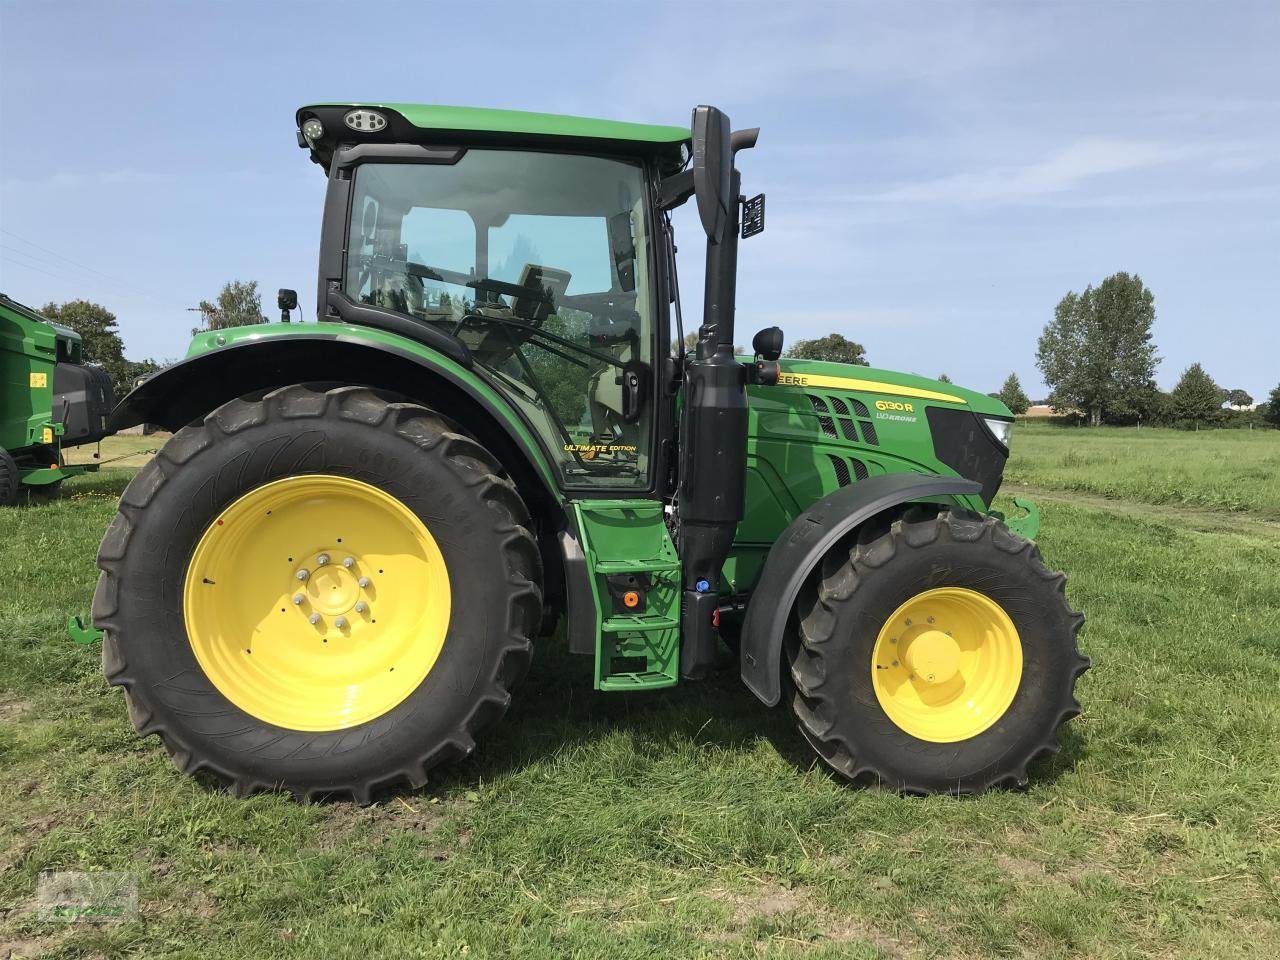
[748,358,1014,507]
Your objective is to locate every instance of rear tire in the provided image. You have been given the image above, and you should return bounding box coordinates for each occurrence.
[787,506,1087,794]
[93,384,542,802]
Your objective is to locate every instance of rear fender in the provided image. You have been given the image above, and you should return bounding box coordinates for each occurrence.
[111,333,561,506]
[739,473,982,706]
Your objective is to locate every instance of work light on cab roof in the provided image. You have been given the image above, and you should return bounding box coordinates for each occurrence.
[90,98,1087,804]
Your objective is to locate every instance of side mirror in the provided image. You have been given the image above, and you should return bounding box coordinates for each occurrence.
[691,105,732,244]
[752,326,784,362]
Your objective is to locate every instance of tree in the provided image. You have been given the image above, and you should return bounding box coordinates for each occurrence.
[937,373,952,384]
[1224,388,1254,409]
[195,279,264,332]
[671,331,700,355]
[1036,272,1160,426]
[996,373,1031,415]
[1169,363,1221,426]
[39,299,151,398]
[1264,384,1280,427]
[785,333,869,366]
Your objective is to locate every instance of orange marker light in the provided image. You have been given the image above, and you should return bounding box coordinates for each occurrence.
[622,590,641,609]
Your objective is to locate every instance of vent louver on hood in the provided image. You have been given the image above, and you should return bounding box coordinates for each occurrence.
[808,395,879,446]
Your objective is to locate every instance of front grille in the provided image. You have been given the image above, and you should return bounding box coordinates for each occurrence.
[808,394,880,447]
[926,407,1007,505]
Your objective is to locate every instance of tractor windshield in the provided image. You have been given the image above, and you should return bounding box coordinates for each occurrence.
[344,151,655,489]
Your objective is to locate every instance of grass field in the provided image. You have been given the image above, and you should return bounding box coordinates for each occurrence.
[1005,421,1280,520]
[2,428,1278,959]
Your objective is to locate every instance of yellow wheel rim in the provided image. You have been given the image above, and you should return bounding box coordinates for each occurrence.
[870,587,1022,743]
[183,475,451,732]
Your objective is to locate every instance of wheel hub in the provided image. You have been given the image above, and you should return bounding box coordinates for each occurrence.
[305,560,363,617]
[903,629,961,684]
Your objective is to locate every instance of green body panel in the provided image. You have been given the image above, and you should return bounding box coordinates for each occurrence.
[184,322,563,498]
[302,102,690,146]
[0,295,80,454]
[571,500,681,691]
[725,359,1011,594]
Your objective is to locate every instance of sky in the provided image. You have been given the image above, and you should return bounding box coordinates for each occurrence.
[1,0,1277,401]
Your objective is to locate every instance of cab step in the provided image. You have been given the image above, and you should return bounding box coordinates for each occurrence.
[571,500,681,691]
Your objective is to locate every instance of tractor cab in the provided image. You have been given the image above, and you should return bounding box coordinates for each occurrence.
[297,103,693,493]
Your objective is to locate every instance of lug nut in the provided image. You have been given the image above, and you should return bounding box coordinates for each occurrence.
[354,601,368,614]
[343,556,355,568]
[358,576,371,588]
[308,613,321,625]
[292,594,305,605]
[335,617,348,629]
[296,569,309,581]
[317,553,330,566]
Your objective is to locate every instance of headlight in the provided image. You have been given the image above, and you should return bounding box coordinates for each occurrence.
[343,109,387,133]
[982,417,1012,448]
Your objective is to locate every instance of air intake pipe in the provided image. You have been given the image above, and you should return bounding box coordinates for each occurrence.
[677,105,756,679]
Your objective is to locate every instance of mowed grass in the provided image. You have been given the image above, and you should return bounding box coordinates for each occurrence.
[1,429,1278,958]
[1005,421,1280,519]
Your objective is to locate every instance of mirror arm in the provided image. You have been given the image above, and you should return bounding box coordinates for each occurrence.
[731,128,760,153]
[657,169,695,210]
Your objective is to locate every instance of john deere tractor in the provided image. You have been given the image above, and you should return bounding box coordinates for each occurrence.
[94,103,1086,801]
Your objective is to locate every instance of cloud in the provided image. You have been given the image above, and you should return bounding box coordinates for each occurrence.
[857,139,1191,205]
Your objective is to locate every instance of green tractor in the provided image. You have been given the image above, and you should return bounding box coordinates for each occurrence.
[1,293,114,505]
[94,103,1086,801]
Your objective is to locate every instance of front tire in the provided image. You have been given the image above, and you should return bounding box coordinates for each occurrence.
[787,506,1087,794]
[93,384,542,802]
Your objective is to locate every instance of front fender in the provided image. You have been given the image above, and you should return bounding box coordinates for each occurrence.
[739,473,982,706]
[110,331,561,501]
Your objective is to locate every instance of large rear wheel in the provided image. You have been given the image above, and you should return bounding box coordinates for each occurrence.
[787,506,1087,794]
[93,384,542,801]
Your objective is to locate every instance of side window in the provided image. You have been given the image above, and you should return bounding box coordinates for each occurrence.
[343,152,655,490]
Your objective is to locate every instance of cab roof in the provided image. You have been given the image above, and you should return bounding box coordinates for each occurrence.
[296,102,691,172]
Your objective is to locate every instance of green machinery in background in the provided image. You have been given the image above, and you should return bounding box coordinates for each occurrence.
[90,103,1086,802]
[0,293,114,505]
